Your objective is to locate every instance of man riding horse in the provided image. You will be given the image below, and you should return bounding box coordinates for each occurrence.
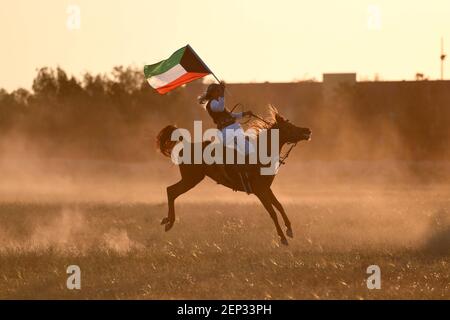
[198,82,255,193]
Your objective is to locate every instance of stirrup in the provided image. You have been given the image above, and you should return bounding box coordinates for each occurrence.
[239,172,253,194]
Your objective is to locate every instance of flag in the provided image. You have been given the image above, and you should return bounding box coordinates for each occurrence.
[144,45,211,94]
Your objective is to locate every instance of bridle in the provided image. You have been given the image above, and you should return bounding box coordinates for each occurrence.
[277,119,300,166]
[248,111,298,166]
[279,142,298,165]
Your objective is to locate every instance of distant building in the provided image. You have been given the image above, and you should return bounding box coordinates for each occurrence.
[322,73,357,102]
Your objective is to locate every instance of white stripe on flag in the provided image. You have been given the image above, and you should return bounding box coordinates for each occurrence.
[147,64,187,89]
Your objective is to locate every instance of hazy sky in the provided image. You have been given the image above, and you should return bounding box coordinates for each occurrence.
[1,0,449,91]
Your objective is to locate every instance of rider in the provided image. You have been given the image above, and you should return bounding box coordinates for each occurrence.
[198,82,254,193]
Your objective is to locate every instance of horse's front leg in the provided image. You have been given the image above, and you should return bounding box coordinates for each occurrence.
[268,188,293,238]
[254,189,288,245]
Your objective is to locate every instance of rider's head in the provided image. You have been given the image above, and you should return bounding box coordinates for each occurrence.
[198,83,223,104]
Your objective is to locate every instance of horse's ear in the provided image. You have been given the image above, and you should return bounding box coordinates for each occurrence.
[275,113,285,123]
[268,104,286,123]
[269,105,280,121]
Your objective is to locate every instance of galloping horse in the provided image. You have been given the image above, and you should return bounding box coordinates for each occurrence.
[156,106,311,245]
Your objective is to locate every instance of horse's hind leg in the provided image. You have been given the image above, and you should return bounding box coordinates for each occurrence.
[161,171,204,231]
[268,189,293,238]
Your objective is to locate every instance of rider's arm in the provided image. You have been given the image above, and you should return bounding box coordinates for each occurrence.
[210,96,248,118]
[232,111,253,118]
[230,112,243,119]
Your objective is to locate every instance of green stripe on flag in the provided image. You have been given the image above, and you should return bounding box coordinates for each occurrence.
[144,46,186,78]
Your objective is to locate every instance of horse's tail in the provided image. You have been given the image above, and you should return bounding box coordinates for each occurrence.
[156,125,178,157]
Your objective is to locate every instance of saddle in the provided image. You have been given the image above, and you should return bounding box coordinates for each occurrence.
[221,146,259,194]
[204,141,258,194]
[222,163,255,194]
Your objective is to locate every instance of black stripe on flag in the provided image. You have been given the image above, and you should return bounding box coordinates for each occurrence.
[180,46,210,73]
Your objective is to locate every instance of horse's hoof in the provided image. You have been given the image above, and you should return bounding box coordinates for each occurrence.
[161,217,169,225]
[286,228,294,238]
[165,221,174,232]
[280,237,289,246]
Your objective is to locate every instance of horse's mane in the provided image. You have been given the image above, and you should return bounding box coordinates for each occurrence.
[245,105,282,133]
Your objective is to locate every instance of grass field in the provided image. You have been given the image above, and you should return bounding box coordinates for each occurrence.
[0,184,449,299]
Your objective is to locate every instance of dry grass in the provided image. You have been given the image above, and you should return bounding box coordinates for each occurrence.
[0,190,448,299]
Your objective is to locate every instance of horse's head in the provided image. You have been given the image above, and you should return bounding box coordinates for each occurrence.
[271,107,312,144]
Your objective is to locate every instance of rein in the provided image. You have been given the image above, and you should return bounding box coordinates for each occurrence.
[231,103,271,125]
[251,113,271,125]
[279,142,297,165]
[230,103,244,112]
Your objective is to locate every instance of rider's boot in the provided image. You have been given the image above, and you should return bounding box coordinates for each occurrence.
[218,164,239,191]
[238,172,253,194]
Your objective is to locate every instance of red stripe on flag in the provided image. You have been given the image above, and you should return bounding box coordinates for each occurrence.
[156,72,209,94]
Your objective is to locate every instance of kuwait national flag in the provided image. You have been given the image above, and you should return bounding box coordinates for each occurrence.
[144,45,211,94]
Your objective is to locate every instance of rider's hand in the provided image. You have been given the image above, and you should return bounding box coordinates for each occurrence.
[218,81,225,95]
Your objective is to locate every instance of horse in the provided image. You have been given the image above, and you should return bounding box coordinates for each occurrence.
[156,106,311,245]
